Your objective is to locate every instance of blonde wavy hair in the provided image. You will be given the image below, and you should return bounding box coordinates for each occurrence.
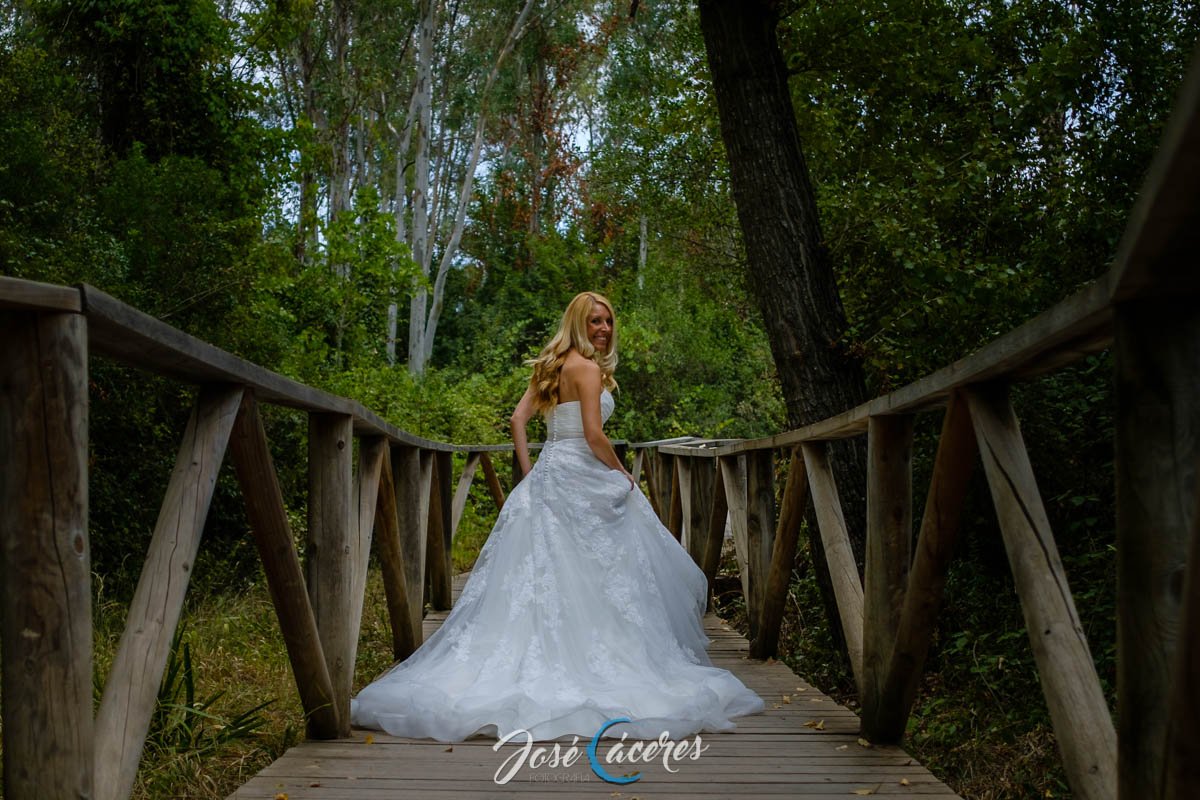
[526,292,619,413]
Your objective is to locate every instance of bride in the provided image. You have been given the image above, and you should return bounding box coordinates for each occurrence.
[350,291,765,742]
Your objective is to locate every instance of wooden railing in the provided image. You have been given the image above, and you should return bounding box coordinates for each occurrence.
[0,278,579,800]
[630,45,1200,800]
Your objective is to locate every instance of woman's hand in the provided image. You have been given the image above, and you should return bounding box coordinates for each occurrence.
[618,468,635,491]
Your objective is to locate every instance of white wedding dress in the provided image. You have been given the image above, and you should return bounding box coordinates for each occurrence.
[350,388,765,742]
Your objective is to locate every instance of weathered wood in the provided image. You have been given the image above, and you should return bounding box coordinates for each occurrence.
[631,449,645,484]
[710,275,1115,456]
[667,454,684,542]
[875,393,977,742]
[1166,484,1200,800]
[94,386,243,800]
[745,449,776,643]
[374,448,417,660]
[228,392,339,739]
[392,446,432,649]
[477,452,506,511]
[1109,43,1200,302]
[450,451,482,540]
[801,441,865,695]
[966,384,1116,800]
[350,437,387,679]
[752,448,808,659]
[701,461,730,610]
[425,451,454,611]
[0,311,92,800]
[718,456,755,626]
[642,449,663,519]
[1114,297,1200,800]
[861,415,914,741]
[79,284,452,451]
[231,571,965,799]
[689,458,717,568]
[306,412,355,738]
[0,276,82,312]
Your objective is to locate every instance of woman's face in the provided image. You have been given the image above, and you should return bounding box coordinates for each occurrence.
[586,301,613,353]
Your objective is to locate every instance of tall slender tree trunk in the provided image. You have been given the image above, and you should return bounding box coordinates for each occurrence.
[407,0,435,373]
[697,0,869,655]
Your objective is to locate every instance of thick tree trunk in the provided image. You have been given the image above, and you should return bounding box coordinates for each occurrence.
[697,0,869,659]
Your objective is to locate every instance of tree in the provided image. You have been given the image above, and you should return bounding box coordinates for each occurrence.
[696,0,870,649]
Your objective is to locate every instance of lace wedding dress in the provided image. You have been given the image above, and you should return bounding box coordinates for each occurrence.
[350,388,765,742]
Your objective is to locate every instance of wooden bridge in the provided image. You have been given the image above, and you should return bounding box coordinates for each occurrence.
[3,42,1200,800]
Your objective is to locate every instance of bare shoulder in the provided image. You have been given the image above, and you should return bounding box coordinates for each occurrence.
[559,352,601,402]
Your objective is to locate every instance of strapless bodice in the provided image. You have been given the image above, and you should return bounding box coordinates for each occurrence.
[545,389,614,441]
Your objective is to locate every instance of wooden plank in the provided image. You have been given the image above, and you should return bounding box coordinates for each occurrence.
[79,284,454,451]
[425,451,454,611]
[745,449,776,643]
[966,384,1116,800]
[228,392,339,739]
[677,457,695,555]
[350,438,386,681]
[450,452,482,540]
[393,446,432,649]
[307,412,355,738]
[0,275,82,312]
[1114,297,1200,799]
[1166,483,1200,799]
[631,449,645,484]
[229,572,964,800]
[667,454,684,542]
[753,448,808,659]
[94,386,243,800]
[1109,42,1200,302]
[802,441,866,696]
[478,452,506,511]
[861,415,914,741]
[711,275,1115,456]
[0,311,92,800]
[642,449,663,520]
[719,456,755,621]
[701,461,730,610]
[374,448,417,661]
[875,393,977,742]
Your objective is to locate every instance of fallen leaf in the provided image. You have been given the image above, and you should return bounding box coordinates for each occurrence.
[782,695,792,704]
[899,778,910,786]
[308,783,321,788]
[802,719,825,730]
[771,703,781,709]
[364,734,375,745]
[857,737,872,748]
[795,686,807,692]
[274,794,288,800]
[836,744,849,751]
[853,789,875,796]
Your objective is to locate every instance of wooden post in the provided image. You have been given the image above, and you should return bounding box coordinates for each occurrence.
[677,457,695,558]
[375,448,418,660]
[1114,298,1200,799]
[228,393,338,739]
[0,311,92,800]
[94,386,243,800]
[745,449,776,642]
[667,454,684,542]
[450,451,482,540]
[349,437,386,675]
[701,461,730,611]
[426,450,454,611]
[631,449,645,484]
[642,450,663,520]
[719,456,755,631]
[478,452,506,512]
[802,440,866,695]
[861,415,914,741]
[752,447,808,659]
[967,384,1116,799]
[686,458,716,569]
[875,393,977,741]
[306,412,354,738]
[392,446,431,649]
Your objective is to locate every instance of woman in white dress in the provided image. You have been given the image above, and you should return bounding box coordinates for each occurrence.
[350,292,765,742]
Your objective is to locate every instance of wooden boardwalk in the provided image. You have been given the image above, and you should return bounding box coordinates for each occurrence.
[230,574,961,799]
